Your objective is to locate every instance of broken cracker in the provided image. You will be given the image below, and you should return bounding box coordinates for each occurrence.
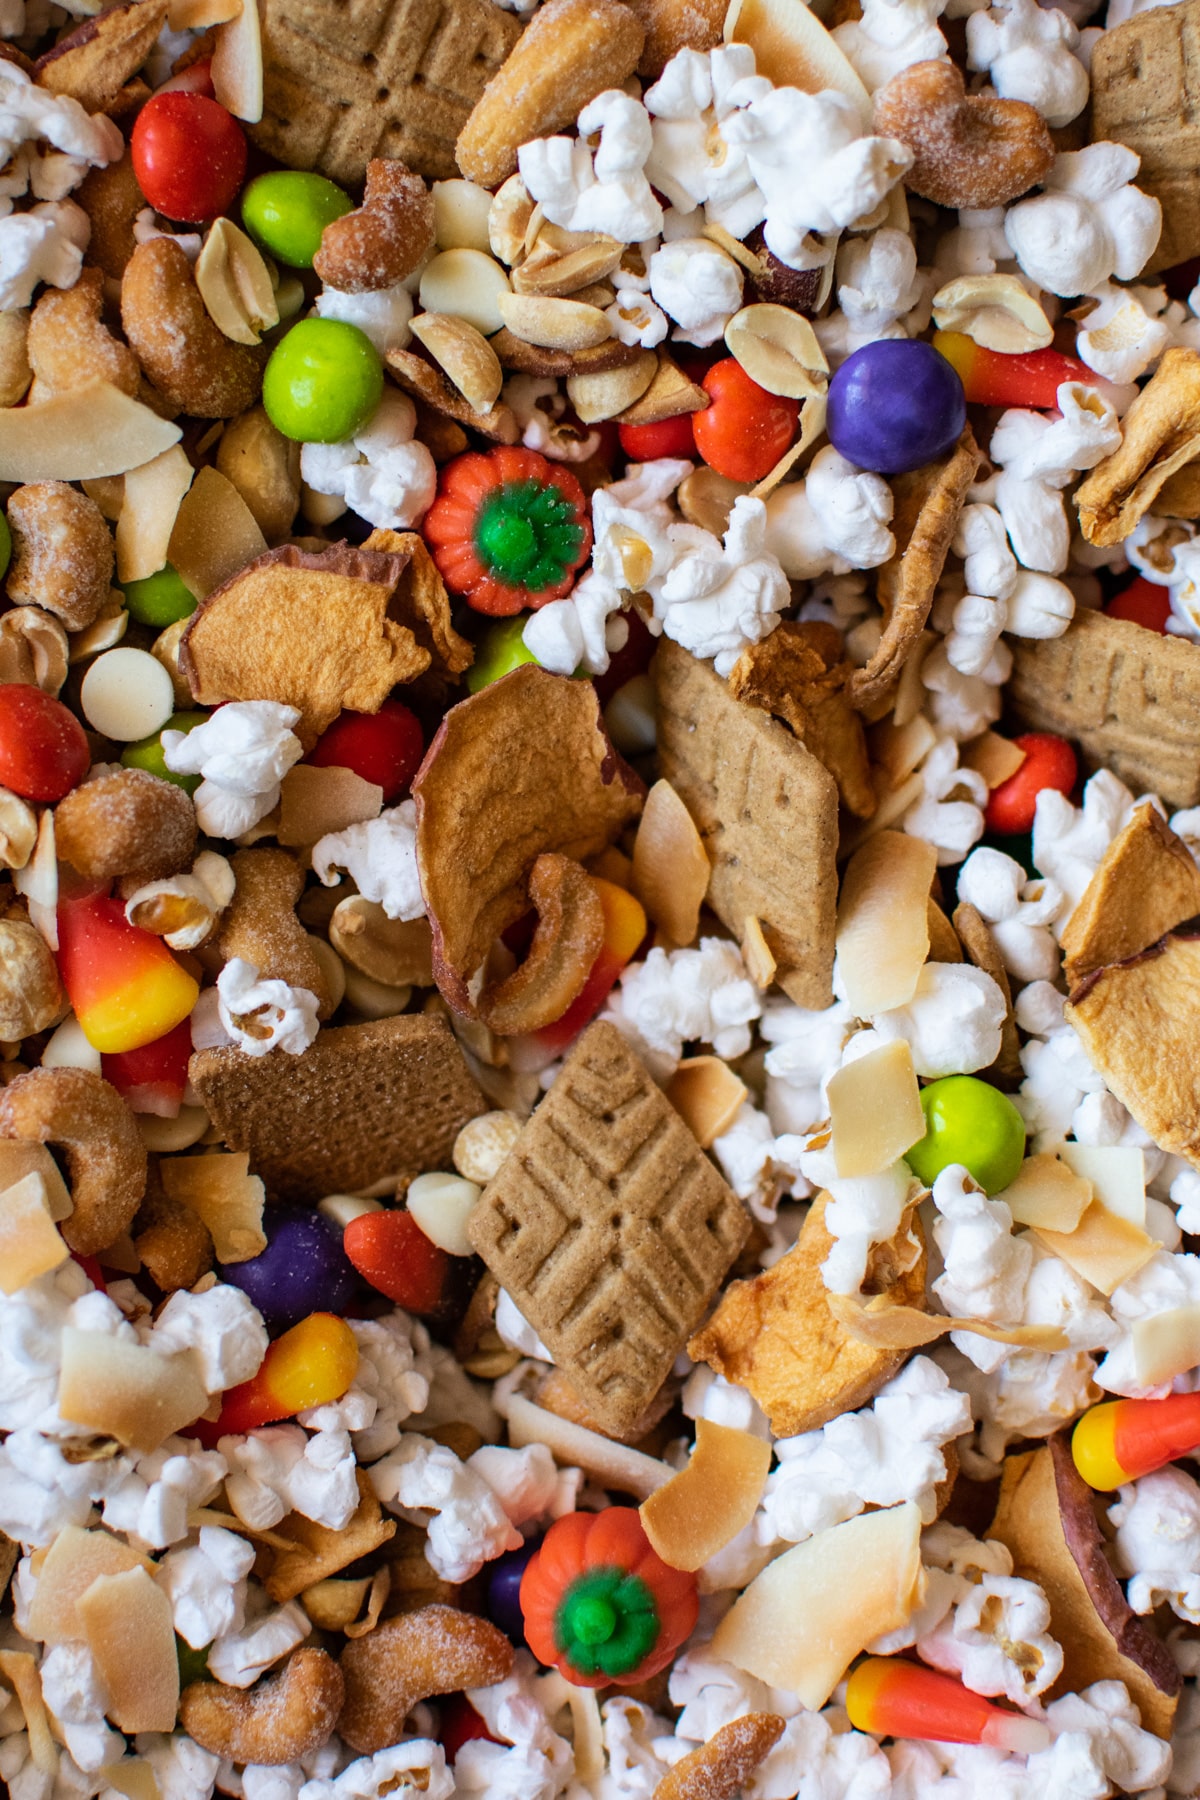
[469,1021,749,1438]
[688,1192,928,1437]
[655,636,839,1010]
[728,620,875,819]
[264,1472,396,1602]
[179,540,430,745]
[1076,349,1200,546]
[189,1012,486,1201]
[1061,802,1200,985]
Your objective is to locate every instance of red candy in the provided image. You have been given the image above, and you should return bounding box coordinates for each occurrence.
[1106,575,1172,634]
[985,732,1077,836]
[0,683,89,802]
[101,1017,193,1117]
[618,414,697,462]
[933,330,1099,408]
[439,1695,500,1763]
[692,358,798,484]
[131,92,247,224]
[307,699,425,803]
[343,1208,452,1314]
[57,889,200,1055]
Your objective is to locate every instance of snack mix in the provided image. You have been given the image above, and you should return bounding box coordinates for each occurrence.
[14,0,1200,1794]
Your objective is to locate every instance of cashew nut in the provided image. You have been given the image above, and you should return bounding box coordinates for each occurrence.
[6,482,114,632]
[339,1603,513,1754]
[27,266,140,402]
[180,1647,345,1766]
[121,237,265,418]
[0,1067,147,1256]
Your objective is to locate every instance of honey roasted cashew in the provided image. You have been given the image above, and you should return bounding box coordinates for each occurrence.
[121,236,266,419]
[873,60,1054,212]
[216,848,335,1019]
[180,1647,345,1766]
[339,1603,513,1754]
[0,1067,147,1257]
[6,481,115,633]
[313,159,435,294]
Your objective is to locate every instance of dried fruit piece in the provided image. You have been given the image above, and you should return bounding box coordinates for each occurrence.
[729,621,874,818]
[1062,803,1200,986]
[476,853,604,1035]
[1076,349,1200,547]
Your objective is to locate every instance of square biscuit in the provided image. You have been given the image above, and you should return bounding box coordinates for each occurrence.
[468,1021,749,1436]
[189,1013,486,1202]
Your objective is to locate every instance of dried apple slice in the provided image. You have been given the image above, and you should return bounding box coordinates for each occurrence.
[827,1039,924,1179]
[996,1152,1092,1234]
[640,1420,772,1572]
[1062,804,1200,986]
[1031,1201,1159,1297]
[826,1291,1069,1351]
[836,831,937,1018]
[27,1526,150,1644]
[159,1151,267,1263]
[631,779,710,948]
[0,383,181,481]
[711,1501,924,1709]
[57,1329,208,1451]
[0,1172,68,1294]
[77,1566,179,1733]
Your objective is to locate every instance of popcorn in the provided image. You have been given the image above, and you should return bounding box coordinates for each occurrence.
[817,228,926,364]
[763,447,895,580]
[955,504,1018,601]
[222,1423,360,1532]
[871,962,1007,1077]
[955,846,1063,984]
[1076,281,1173,385]
[921,638,1005,740]
[832,0,950,90]
[162,702,304,840]
[1005,569,1077,639]
[989,387,1122,574]
[943,591,1009,679]
[966,0,1089,126]
[504,374,603,462]
[644,46,768,239]
[1031,768,1141,927]
[314,281,413,356]
[650,496,791,673]
[299,1745,453,1800]
[939,1338,1100,1462]
[0,61,123,180]
[1005,142,1162,298]
[761,996,854,1135]
[300,390,437,531]
[0,198,89,310]
[1025,1680,1172,1797]
[604,936,762,1077]
[312,800,424,922]
[1099,1251,1200,1396]
[605,285,669,348]
[124,850,236,952]
[933,1163,1033,1328]
[39,1642,123,1773]
[1110,1467,1200,1623]
[135,1734,221,1800]
[712,1101,810,1223]
[519,91,663,244]
[300,1310,432,1462]
[206,1593,312,1688]
[191,956,320,1058]
[647,234,744,346]
[816,1152,917,1294]
[368,1432,522,1581]
[99,1439,228,1549]
[157,1524,256,1649]
[919,1572,1064,1703]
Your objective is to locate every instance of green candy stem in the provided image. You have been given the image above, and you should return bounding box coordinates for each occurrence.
[473,479,584,593]
[554,1567,660,1679]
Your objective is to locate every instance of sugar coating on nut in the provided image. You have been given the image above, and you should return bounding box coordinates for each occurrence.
[27,266,140,401]
[313,159,436,294]
[338,1603,514,1753]
[179,1647,345,1766]
[6,481,115,632]
[121,237,265,419]
[873,61,1054,212]
[0,1066,147,1256]
[54,767,198,883]
[216,847,334,1018]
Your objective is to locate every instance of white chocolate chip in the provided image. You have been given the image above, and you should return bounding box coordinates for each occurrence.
[453,1110,523,1184]
[41,1014,102,1074]
[418,248,512,336]
[79,646,175,741]
[406,1170,481,1257]
[318,1193,383,1228]
[432,179,495,254]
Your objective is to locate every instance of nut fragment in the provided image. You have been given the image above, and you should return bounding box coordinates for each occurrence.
[498,291,614,352]
[873,60,1054,210]
[385,346,519,443]
[217,848,334,1017]
[453,1109,522,1183]
[27,268,140,401]
[488,175,537,267]
[0,791,38,873]
[34,0,168,111]
[511,224,625,297]
[409,312,503,414]
[6,481,114,632]
[0,918,62,1040]
[724,304,828,399]
[181,1648,345,1766]
[567,350,658,423]
[122,237,265,418]
[215,406,301,543]
[328,897,434,988]
[74,154,143,281]
[617,349,710,425]
[313,160,435,293]
[0,608,69,695]
[1076,348,1200,547]
[195,217,280,346]
[339,1605,513,1754]
[54,769,197,883]
[931,274,1053,355]
[0,309,31,407]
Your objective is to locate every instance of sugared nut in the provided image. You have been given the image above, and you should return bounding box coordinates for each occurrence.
[27,267,140,401]
[215,407,302,543]
[6,482,114,632]
[0,917,63,1039]
[181,1648,344,1766]
[453,1109,522,1183]
[314,160,435,294]
[54,768,197,883]
[873,60,1054,211]
[339,1606,513,1754]
[931,274,1053,355]
[0,608,69,695]
[0,309,32,407]
[122,237,265,418]
[194,218,279,347]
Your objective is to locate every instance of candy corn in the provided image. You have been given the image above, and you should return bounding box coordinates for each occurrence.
[508,878,647,1069]
[1072,1393,1200,1491]
[101,1017,193,1116]
[214,1312,359,1435]
[933,330,1099,409]
[845,1657,1050,1753]
[57,890,199,1055]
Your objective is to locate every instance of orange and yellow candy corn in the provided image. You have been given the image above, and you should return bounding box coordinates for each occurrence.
[846,1658,1050,1753]
[933,330,1100,410]
[1072,1393,1200,1491]
[214,1312,358,1435]
[57,889,199,1055]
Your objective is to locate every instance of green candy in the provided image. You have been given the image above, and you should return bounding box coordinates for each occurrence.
[242,171,353,269]
[553,1567,660,1680]
[122,711,207,795]
[466,615,541,693]
[0,509,10,581]
[906,1074,1026,1195]
[121,565,196,627]
[263,317,383,443]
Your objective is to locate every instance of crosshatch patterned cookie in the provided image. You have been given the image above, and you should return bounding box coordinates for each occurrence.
[654,636,840,1010]
[468,1020,750,1435]
[249,0,523,187]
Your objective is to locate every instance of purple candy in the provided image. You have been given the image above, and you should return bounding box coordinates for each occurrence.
[220,1210,358,1332]
[486,1537,540,1643]
[826,339,966,475]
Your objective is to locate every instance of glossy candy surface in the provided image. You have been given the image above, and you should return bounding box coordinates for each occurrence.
[221,1211,360,1331]
[122,711,207,795]
[619,414,697,462]
[906,1075,1026,1194]
[1107,575,1172,634]
[692,357,797,483]
[131,92,246,224]
[56,890,200,1055]
[101,1017,192,1116]
[846,1658,1049,1753]
[263,317,384,443]
[215,1312,359,1433]
[486,1537,540,1643]
[933,329,1098,408]
[242,171,353,268]
[984,733,1077,837]
[827,340,965,475]
[307,700,425,803]
[342,1207,453,1314]
[466,615,541,693]
[121,566,197,628]
[1072,1393,1200,1490]
[424,448,592,616]
[0,683,90,802]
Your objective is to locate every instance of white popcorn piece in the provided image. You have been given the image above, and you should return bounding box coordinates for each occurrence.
[648,234,744,346]
[466,1442,560,1527]
[300,390,437,531]
[197,957,320,1059]
[369,1432,522,1582]
[1025,1680,1172,1796]
[762,996,854,1135]
[833,0,950,90]
[604,936,762,1077]
[312,799,424,922]
[503,373,602,463]
[921,638,1006,740]
[810,1147,916,1294]
[933,1164,1033,1328]
[300,1310,432,1463]
[222,1423,360,1532]
[989,386,1122,575]
[956,846,1064,984]
[519,91,663,244]
[712,1101,811,1223]
[954,503,1018,600]
[132,206,202,262]
[650,495,790,674]
[1099,1251,1200,1396]
[919,1572,1064,1702]
[967,0,1089,126]
[494,1289,554,1362]
[944,590,1009,678]
[1005,568,1077,639]
[871,962,1008,1077]
[39,1641,124,1773]
[1031,768,1141,929]
[1077,281,1173,385]
[644,46,768,239]
[125,850,236,952]
[162,701,304,840]
[682,1364,772,1439]
[134,1734,222,1800]
[605,285,669,348]
[764,446,895,580]
[0,197,89,310]
[157,1525,256,1649]
[299,1743,453,1800]
[596,1697,675,1798]
[1111,1467,1200,1623]
[1005,142,1161,297]
[206,1594,311,1688]
[0,61,123,176]
[820,227,926,363]
[314,281,413,356]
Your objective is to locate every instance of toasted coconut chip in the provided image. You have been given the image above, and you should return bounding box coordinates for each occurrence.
[847,428,980,713]
[115,443,193,585]
[996,1152,1091,1233]
[476,853,604,1035]
[741,915,776,991]
[1062,804,1200,986]
[836,830,936,1018]
[729,621,875,819]
[95,1760,158,1800]
[278,765,383,848]
[78,1566,179,1734]
[0,1650,57,1774]
[342,1566,391,1639]
[0,382,181,482]
[0,1171,68,1294]
[724,0,872,124]
[1030,1200,1159,1297]
[211,0,262,122]
[827,1039,924,1180]
[300,1575,371,1631]
[631,778,710,948]
[1133,1305,1200,1390]
[57,1329,209,1452]
[503,1392,672,1500]
[960,729,1026,789]
[412,667,644,1015]
[667,1056,747,1149]
[0,1141,70,1220]
[1059,1143,1145,1223]
[1076,349,1200,548]
[827,1290,1069,1351]
[265,1472,396,1602]
[168,464,269,600]
[159,1151,266,1263]
[26,1526,151,1645]
[640,1419,772,1573]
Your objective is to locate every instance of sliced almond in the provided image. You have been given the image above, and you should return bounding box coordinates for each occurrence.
[617,349,710,425]
[329,896,435,988]
[1059,1143,1146,1225]
[409,312,502,414]
[0,382,181,482]
[497,291,613,352]
[725,304,829,400]
[115,442,193,585]
[195,216,278,346]
[667,1057,748,1148]
[159,1151,266,1263]
[0,1172,68,1295]
[211,0,263,122]
[640,1419,772,1572]
[836,831,936,1018]
[932,274,1053,356]
[567,350,658,423]
[827,1039,924,1179]
[997,1152,1091,1234]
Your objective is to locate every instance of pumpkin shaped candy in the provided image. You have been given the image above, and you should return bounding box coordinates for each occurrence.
[519,1506,699,1687]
